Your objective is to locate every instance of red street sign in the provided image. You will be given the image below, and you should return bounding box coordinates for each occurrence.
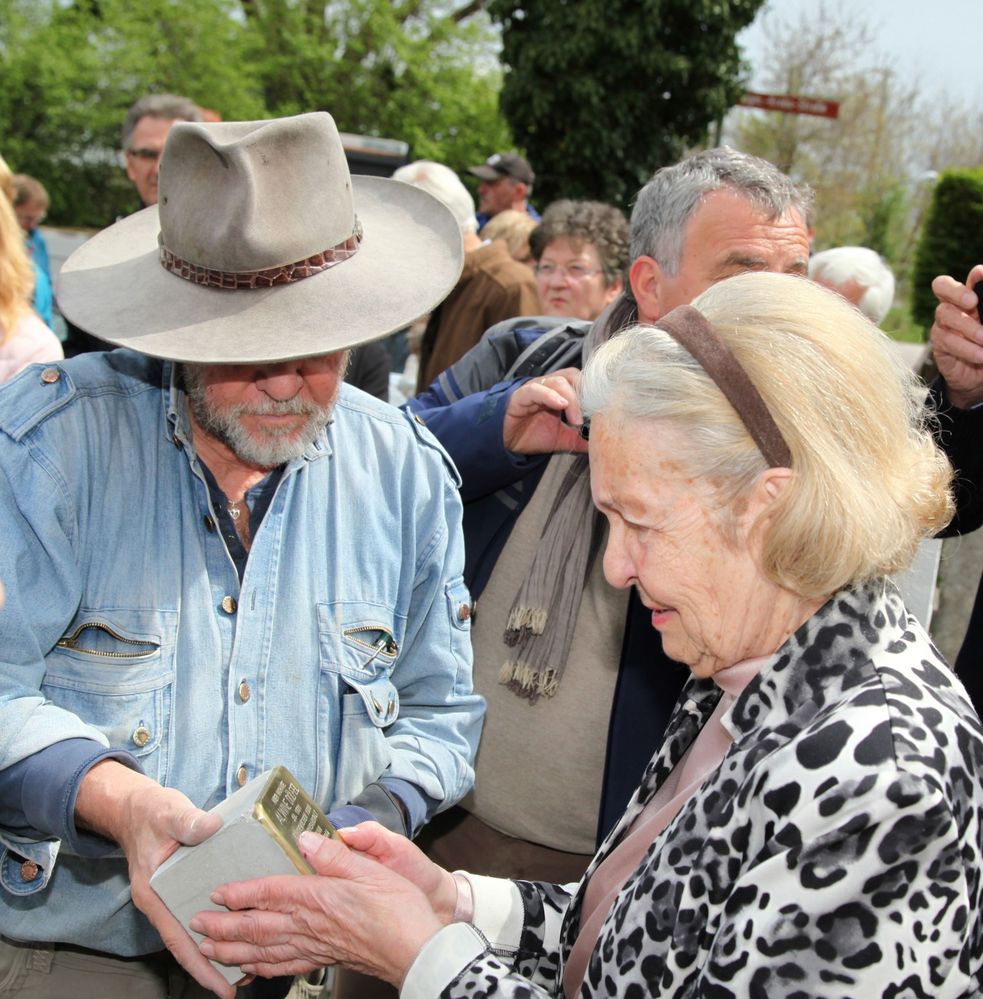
[738,91,840,119]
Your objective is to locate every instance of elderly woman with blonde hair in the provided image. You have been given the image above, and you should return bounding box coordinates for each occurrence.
[0,153,62,382]
[192,272,983,997]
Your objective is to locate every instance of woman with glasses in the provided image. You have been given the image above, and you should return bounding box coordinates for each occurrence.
[531,200,627,322]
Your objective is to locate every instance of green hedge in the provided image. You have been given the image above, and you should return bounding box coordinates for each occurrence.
[912,168,983,331]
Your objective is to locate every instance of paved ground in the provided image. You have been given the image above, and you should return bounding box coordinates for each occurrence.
[887,338,982,664]
[44,225,93,270]
[932,532,983,662]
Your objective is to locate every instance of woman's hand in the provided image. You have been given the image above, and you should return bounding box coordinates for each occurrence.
[190,825,449,986]
[336,822,459,921]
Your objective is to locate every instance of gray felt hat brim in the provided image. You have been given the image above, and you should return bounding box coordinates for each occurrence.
[57,175,462,364]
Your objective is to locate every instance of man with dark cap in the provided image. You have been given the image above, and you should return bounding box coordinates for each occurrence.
[469,152,540,229]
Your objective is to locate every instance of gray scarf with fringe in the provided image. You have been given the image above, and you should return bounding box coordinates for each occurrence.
[500,294,638,703]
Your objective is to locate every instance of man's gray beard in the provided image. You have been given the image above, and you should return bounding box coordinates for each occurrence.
[182,364,334,469]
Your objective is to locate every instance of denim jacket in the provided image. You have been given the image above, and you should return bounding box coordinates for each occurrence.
[0,350,484,954]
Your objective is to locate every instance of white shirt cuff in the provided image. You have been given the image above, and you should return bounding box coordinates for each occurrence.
[464,873,526,949]
[400,922,488,999]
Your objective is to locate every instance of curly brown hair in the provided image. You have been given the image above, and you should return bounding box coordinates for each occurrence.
[530,200,629,287]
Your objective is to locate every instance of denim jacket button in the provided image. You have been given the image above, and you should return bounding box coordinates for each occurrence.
[20,860,39,882]
[221,595,238,614]
[132,725,151,748]
[235,765,249,787]
[457,603,471,622]
[40,367,61,385]
[237,679,251,703]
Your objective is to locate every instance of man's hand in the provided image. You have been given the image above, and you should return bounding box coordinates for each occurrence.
[502,368,589,455]
[75,761,234,998]
[190,827,446,986]
[930,265,983,409]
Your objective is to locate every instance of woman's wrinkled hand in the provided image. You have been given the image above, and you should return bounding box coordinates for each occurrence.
[190,824,449,986]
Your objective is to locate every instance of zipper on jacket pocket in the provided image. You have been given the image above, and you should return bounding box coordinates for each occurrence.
[343,625,399,658]
[56,622,158,659]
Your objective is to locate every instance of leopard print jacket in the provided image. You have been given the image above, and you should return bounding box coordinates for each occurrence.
[438,581,983,997]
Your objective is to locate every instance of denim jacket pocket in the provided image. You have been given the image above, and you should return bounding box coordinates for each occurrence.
[42,608,178,784]
[317,602,406,681]
[445,576,475,694]
[445,577,473,636]
[0,836,59,897]
[316,602,403,808]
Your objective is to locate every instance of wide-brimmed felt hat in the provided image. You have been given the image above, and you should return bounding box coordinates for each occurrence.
[468,153,534,186]
[58,112,463,363]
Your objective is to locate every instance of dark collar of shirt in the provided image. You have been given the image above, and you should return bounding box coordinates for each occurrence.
[199,460,285,582]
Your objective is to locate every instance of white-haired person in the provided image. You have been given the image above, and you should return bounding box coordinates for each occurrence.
[193,271,983,997]
[391,159,540,393]
[808,244,895,325]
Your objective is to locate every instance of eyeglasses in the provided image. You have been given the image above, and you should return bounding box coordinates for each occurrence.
[534,262,602,282]
[127,147,163,161]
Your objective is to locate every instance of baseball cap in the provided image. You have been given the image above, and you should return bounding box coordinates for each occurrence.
[468,153,535,186]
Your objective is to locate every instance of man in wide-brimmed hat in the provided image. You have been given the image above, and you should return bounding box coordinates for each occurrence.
[0,112,484,998]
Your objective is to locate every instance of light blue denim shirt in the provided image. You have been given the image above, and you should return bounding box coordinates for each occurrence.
[0,350,484,954]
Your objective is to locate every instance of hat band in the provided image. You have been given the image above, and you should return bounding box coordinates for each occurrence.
[158,220,363,290]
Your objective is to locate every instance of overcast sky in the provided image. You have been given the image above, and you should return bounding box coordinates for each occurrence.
[737,0,983,107]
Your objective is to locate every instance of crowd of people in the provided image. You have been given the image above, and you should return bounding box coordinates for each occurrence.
[0,94,982,999]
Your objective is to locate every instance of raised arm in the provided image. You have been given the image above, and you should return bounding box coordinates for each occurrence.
[931,266,983,409]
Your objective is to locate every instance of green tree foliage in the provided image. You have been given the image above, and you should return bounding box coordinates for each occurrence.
[911,169,983,331]
[0,0,509,226]
[488,0,764,210]
[238,0,510,168]
[1,0,267,225]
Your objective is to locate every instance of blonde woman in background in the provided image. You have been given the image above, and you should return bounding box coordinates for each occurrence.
[479,208,540,267]
[0,154,12,201]
[0,154,62,382]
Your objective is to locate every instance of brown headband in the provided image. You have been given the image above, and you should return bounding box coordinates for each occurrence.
[158,219,363,290]
[655,304,792,468]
